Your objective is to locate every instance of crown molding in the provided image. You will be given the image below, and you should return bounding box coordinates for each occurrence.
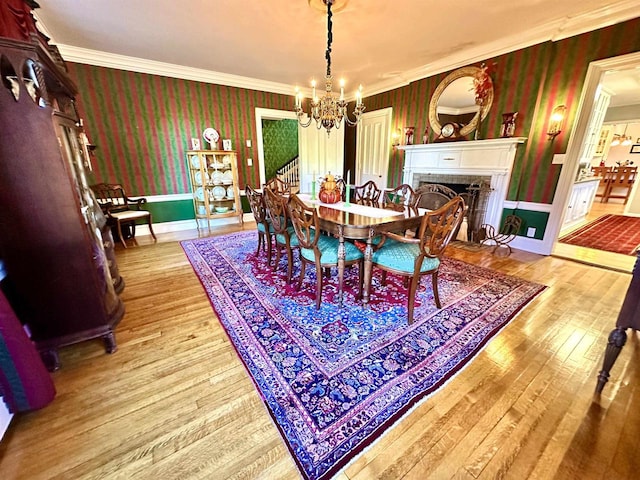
[36,3,639,99]
[55,44,296,96]
[364,2,640,97]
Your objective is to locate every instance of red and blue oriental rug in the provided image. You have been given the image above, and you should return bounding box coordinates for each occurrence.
[181,231,545,480]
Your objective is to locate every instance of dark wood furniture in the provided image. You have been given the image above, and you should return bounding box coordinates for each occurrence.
[592,166,613,201]
[90,183,156,248]
[0,2,124,370]
[596,252,640,393]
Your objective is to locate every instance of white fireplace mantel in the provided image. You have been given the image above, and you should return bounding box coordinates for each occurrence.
[399,137,527,232]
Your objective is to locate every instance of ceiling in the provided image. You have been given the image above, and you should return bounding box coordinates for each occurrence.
[34,0,639,97]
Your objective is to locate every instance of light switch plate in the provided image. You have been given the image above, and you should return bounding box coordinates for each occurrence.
[246,139,252,148]
[247,158,253,166]
[552,154,566,164]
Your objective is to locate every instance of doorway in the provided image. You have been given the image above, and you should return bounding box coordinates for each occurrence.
[549,51,640,272]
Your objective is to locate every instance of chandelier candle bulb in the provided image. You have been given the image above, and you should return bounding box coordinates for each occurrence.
[293,0,365,135]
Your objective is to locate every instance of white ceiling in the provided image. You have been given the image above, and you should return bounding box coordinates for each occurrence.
[35,0,639,97]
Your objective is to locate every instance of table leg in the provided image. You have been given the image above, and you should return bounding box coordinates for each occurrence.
[596,326,627,393]
[337,225,345,307]
[362,227,374,306]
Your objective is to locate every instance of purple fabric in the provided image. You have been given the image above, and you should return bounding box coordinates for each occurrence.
[0,290,55,413]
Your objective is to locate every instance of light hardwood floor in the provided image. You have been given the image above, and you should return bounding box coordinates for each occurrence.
[1,224,638,479]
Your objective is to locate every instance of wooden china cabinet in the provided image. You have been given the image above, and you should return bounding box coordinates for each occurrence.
[0,1,125,370]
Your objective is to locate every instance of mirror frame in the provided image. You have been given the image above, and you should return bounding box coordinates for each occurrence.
[428,66,494,138]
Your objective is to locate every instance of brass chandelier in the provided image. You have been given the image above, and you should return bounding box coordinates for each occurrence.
[294,0,365,135]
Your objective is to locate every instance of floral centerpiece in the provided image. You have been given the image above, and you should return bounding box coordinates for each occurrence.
[472,62,493,139]
[319,172,342,204]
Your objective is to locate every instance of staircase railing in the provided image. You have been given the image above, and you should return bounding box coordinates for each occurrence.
[276,156,299,190]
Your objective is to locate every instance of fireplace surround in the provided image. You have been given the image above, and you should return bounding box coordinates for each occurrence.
[399,137,527,237]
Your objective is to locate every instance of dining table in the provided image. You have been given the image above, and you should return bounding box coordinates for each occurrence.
[296,193,425,307]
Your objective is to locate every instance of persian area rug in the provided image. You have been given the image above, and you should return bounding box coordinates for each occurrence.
[181,231,546,480]
[558,214,640,255]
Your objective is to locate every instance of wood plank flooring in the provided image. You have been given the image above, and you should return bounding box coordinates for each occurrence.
[0,224,638,479]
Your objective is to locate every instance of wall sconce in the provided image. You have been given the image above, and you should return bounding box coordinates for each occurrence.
[547,105,566,139]
[392,128,401,148]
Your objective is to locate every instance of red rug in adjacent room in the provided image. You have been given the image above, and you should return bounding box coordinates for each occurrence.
[559,214,640,255]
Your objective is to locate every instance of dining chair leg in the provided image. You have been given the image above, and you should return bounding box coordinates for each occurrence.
[116,221,127,249]
[315,263,324,309]
[286,248,294,284]
[256,232,264,255]
[407,274,421,324]
[266,234,273,266]
[297,259,306,291]
[357,261,364,299]
[431,271,442,308]
[147,215,157,240]
[273,243,282,272]
[380,270,387,286]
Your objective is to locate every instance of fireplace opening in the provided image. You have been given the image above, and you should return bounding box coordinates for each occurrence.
[413,174,493,243]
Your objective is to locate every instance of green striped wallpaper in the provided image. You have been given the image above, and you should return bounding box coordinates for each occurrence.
[365,17,640,204]
[68,63,295,197]
[69,17,640,217]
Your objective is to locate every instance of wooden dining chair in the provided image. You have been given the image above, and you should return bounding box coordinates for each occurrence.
[604,166,637,204]
[353,180,382,207]
[592,166,613,202]
[245,185,274,265]
[90,183,156,248]
[263,177,291,196]
[370,196,465,324]
[383,184,422,215]
[263,188,298,283]
[287,194,364,309]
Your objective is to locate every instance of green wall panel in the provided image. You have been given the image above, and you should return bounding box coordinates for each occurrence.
[146,200,196,223]
[262,119,298,181]
[501,208,549,240]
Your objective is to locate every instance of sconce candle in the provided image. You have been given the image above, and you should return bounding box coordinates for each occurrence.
[547,105,566,139]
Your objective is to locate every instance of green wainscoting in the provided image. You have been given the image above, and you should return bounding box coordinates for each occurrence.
[145,199,196,223]
[501,208,549,240]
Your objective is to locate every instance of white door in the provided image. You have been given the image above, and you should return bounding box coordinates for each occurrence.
[298,121,345,192]
[356,107,392,188]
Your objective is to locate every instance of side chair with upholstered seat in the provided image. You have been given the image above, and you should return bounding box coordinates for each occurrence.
[90,183,156,248]
[353,180,382,207]
[370,196,466,324]
[263,188,299,283]
[246,185,274,265]
[288,194,364,309]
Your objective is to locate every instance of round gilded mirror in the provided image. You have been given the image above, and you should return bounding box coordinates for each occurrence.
[428,66,493,138]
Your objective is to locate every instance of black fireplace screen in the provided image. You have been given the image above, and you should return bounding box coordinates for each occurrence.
[414,176,493,243]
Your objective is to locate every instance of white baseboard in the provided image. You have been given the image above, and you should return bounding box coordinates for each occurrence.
[135,215,253,236]
[510,236,551,255]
